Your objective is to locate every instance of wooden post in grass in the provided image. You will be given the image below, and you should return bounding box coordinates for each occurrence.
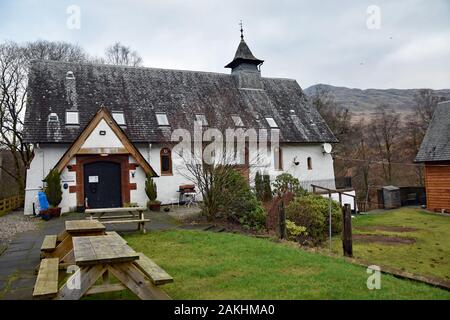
[342,204,353,257]
[279,200,286,239]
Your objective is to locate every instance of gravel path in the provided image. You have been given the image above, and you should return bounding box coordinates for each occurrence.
[0,211,39,247]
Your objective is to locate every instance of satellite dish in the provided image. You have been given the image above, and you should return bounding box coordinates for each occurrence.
[322,143,332,154]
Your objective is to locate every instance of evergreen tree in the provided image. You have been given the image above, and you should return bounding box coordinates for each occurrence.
[45,169,62,207]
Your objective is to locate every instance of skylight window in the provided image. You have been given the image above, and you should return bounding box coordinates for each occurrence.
[231,115,244,127]
[195,114,208,126]
[48,113,59,122]
[112,112,126,125]
[65,111,79,125]
[156,113,169,126]
[265,117,278,128]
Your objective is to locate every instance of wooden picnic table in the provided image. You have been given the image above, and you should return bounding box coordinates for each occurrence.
[53,235,172,300]
[85,207,149,233]
[41,220,107,266]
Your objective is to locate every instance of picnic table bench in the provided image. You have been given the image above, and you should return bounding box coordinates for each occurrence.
[85,207,149,233]
[33,234,173,300]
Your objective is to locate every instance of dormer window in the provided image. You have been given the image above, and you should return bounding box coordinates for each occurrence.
[156,113,169,126]
[195,114,208,126]
[48,113,59,122]
[112,112,125,125]
[265,117,278,128]
[66,71,75,80]
[231,115,244,127]
[65,111,79,125]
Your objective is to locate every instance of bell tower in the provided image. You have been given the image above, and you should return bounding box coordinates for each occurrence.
[225,22,264,89]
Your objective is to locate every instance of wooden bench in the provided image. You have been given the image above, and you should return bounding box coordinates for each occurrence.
[33,258,59,299]
[85,207,148,233]
[134,253,173,285]
[41,235,57,252]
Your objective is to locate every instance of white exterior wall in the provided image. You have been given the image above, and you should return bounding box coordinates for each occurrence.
[24,140,336,214]
[83,119,124,148]
[136,142,335,204]
[270,143,336,191]
[136,144,197,205]
[24,144,71,215]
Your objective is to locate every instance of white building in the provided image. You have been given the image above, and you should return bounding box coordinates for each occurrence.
[23,35,338,214]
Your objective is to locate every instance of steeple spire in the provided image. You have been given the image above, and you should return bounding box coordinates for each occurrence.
[224,23,264,71]
[240,20,244,40]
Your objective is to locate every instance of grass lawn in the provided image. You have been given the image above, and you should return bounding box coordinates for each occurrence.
[329,207,450,281]
[89,229,450,300]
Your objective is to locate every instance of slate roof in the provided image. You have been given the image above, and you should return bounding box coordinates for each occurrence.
[24,60,337,144]
[415,100,450,162]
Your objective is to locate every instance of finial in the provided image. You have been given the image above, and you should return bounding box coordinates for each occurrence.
[239,20,244,40]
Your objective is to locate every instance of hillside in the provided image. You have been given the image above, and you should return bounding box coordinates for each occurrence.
[304,84,450,114]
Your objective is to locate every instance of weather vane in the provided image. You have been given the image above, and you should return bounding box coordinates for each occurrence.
[239,20,244,40]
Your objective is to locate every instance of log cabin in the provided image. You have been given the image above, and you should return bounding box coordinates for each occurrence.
[415,100,450,212]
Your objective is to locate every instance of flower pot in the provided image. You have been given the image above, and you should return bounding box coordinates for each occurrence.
[147,201,161,212]
[48,207,61,218]
[39,210,51,221]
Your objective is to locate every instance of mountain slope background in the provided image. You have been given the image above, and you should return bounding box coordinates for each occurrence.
[304,84,450,114]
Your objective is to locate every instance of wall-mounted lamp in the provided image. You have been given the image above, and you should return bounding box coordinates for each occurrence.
[293,156,300,166]
[131,171,136,178]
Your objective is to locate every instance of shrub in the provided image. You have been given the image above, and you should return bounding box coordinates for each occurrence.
[145,175,157,201]
[286,219,308,242]
[239,198,267,231]
[272,173,307,197]
[286,194,342,245]
[219,169,266,231]
[262,174,273,202]
[45,169,62,207]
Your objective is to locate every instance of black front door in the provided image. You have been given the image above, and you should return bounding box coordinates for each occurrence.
[84,161,122,208]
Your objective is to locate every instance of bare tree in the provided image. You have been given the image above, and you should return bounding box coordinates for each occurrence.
[0,42,31,193]
[0,40,87,194]
[369,105,400,184]
[310,86,352,141]
[105,42,143,67]
[353,119,373,208]
[413,89,446,135]
[24,40,87,63]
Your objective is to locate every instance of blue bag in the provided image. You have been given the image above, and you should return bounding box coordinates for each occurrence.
[38,191,49,211]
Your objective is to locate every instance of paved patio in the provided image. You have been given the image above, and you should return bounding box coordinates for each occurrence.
[0,209,187,300]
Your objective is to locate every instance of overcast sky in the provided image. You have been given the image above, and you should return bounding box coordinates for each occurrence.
[1,0,449,89]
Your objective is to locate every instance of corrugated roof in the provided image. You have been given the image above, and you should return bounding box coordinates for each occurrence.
[23,60,337,144]
[415,101,450,162]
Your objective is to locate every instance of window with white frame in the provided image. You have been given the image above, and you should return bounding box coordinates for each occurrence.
[112,112,126,125]
[65,111,79,125]
[265,117,278,128]
[195,114,208,126]
[156,113,169,126]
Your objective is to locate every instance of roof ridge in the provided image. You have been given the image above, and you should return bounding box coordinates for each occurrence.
[30,59,233,77]
[31,59,298,82]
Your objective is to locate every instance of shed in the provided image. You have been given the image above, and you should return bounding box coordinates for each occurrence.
[380,186,401,209]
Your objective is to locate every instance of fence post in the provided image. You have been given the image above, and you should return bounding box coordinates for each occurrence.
[328,191,332,252]
[342,203,353,257]
[279,200,286,240]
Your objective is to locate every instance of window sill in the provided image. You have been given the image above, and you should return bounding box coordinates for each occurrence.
[161,173,173,176]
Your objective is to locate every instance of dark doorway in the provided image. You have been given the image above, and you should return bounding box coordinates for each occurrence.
[84,161,122,208]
